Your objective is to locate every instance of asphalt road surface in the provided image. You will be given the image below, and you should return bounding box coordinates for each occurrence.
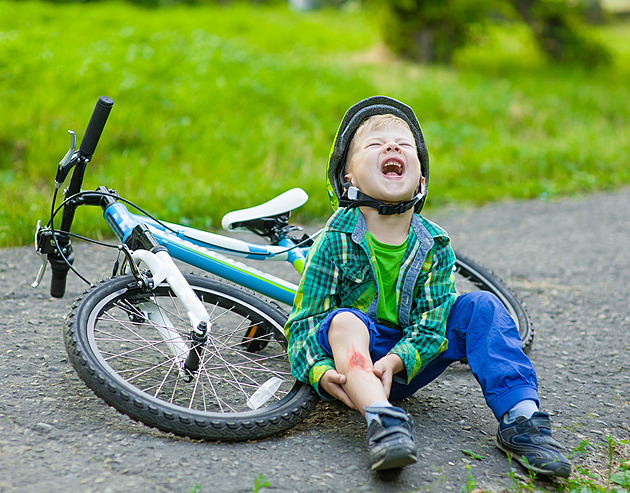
[1,188,629,492]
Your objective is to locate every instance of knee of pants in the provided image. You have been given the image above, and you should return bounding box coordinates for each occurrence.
[451,291,506,324]
[461,290,502,308]
[448,291,514,345]
[469,290,514,325]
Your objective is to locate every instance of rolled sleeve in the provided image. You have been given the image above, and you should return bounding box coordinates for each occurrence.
[285,236,341,396]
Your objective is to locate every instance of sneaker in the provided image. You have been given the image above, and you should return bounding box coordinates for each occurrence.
[496,411,572,478]
[364,405,418,471]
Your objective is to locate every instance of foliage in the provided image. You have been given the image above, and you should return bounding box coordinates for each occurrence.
[369,0,612,66]
[367,0,499,63]
[462,464,478,493]
[514,0,612,66]
[462,435,630,492]
[251,473,270,492]
[499,435,630,492]
[42,0,286,6]
[0,1,629,247]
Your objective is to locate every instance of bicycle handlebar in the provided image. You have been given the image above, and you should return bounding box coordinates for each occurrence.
[47,96,114,298]
[79,96,114,159]
[49,242,75,298]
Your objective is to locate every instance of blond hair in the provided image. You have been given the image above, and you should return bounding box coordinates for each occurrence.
[346,114,413,171]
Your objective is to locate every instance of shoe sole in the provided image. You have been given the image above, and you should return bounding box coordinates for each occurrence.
[371,447,418,471]
[496,440,572,478]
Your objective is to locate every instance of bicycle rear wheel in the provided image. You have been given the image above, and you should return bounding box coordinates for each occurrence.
[64,273,317,441]
[454,251,534,352]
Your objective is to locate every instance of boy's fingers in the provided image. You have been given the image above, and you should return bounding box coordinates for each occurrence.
[333,388,357,410]
[321,371,355,410]
[375,366,393,397]
[382,376,392,399]
[325,382,355,409]
[324,370,346,384]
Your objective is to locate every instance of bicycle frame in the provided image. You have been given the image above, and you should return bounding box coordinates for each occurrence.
[103,200,310,306]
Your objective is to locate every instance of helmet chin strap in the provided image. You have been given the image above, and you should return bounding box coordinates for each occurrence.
[339,182,425,216]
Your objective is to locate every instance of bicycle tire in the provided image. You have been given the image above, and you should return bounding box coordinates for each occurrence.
[454,251,534,353]
[64,273,318,441]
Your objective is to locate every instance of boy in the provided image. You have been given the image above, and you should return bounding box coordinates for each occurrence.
[285,96,571,476]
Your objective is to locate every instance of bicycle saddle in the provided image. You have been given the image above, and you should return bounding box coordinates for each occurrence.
[222,188,308,232]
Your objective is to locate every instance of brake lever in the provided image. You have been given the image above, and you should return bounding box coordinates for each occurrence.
[32,220,48,288]
[55,130,79,188]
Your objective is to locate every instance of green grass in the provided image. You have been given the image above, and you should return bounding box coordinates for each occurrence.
[1,0,629,246]
[463,435,630,493]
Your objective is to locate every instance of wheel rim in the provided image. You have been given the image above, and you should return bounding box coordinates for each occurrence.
[85,283,298,417]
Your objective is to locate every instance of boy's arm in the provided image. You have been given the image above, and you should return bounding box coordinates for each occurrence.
[284,236,339,397]
[389,239,457,383]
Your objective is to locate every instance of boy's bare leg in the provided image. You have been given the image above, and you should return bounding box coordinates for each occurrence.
[327,311,388,414]
[326,311,417,470]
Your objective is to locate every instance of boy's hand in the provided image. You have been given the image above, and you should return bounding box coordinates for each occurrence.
[320,370,357,410]
[373,354,404,398]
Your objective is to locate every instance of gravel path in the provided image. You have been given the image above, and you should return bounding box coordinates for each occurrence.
[1,188,629,492]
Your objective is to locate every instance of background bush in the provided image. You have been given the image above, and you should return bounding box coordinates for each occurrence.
[370,0,612,65]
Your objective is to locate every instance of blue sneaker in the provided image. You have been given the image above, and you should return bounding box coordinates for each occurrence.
[497,412,572,478]
[364,405,417,471]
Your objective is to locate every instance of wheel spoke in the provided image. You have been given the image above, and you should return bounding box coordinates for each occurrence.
[86,280,297,415]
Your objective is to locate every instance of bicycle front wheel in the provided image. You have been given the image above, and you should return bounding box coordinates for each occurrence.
[64,273,317,441]
[454,251,534,352]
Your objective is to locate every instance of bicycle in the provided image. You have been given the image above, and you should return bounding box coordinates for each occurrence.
[33,97,534,442]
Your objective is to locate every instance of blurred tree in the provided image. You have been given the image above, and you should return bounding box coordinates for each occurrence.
[509,0,611,64]
[368,0,498,63]
[371,0,611,66]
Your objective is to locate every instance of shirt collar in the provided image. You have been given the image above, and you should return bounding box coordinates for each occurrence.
[326,207,448,245]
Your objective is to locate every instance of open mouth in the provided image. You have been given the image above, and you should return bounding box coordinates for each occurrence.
[381,158,404,177]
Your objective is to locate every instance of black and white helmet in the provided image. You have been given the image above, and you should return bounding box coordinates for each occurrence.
[326,96,430,214]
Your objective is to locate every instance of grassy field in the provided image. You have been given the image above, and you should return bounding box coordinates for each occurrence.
[1,0,629,246]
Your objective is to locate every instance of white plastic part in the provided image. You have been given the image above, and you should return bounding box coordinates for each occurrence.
[246,376,283,410]
[221,188,308,232]
[131,249,210,332]
[136,302,189,369]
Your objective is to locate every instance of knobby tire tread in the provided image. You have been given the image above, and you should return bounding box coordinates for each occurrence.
[454,251,534,352]
[63,274,318,441]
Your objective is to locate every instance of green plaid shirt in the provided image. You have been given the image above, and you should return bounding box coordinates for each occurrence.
[285,207,458,397]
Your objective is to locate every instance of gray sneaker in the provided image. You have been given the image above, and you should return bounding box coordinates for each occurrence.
[496,412,572,478]
[364,405,417,471]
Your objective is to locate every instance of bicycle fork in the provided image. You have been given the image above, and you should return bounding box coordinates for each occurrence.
[129,243,211,382]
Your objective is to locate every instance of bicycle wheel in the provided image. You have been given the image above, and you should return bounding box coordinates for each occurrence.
[64,273,317,441]
[453,251,534,353]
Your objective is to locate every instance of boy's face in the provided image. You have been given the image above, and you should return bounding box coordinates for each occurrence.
[344,122,423,205]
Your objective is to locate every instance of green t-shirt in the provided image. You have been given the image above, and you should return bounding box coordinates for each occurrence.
[366,232,408,326]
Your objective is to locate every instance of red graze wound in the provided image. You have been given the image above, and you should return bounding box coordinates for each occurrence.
[348,349,372,372]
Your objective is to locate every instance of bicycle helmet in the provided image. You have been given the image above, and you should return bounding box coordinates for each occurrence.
[326,96,429,214]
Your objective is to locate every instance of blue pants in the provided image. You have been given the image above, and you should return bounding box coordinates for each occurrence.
[317,291,539,420]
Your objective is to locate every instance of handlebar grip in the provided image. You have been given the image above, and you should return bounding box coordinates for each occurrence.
[50,264,69,298]
[79,96,114,159]
[48,239,75,298]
